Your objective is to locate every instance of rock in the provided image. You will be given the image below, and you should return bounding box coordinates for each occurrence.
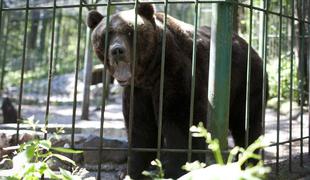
[83,136,128,165]
[0,133,10,157]
[20,133,35,143]
[9,133,38,145]
[73,166,126,180]
[46,157,72,171]
[0,159,13,169]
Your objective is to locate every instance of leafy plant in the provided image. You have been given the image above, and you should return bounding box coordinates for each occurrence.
[267,54,299,101]
[0,116,83,180]
[142,159,166,180]
[143,122,270,180]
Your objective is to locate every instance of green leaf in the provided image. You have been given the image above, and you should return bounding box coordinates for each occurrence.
[36,162,49,174]
[51,147,83,154]
[13,145,35,165]
[43,167,61,179]
[182,161,206,172]
[38,140,51,150]
[49,154,76,166]
[59,168,81,180]
[1,176,19,180]
[22,164,39,178]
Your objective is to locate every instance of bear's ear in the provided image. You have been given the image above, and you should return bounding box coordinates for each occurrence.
[138,3,156,21]
[87,10,104,29]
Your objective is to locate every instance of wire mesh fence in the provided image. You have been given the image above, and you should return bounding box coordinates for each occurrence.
[0,0,309,179]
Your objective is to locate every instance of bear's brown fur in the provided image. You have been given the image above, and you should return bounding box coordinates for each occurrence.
[87,4,266,179]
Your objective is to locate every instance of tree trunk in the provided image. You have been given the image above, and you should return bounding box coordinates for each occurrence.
[39,11,48,65]
[0,14,9,91]
[296,0,309,105]
[232,0,239,33]
[53,9,63,74]
[81,27,93,120]
[28,10,40,49]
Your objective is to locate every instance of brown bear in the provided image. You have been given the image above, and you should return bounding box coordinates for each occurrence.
[87,4,265,179]
[1,97,17,124]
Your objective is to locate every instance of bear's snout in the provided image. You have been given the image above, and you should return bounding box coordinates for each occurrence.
[111,44,126,59]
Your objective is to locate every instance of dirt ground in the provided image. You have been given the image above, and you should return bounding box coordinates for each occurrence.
[1,79,310,179]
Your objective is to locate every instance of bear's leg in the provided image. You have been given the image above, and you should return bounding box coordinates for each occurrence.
[129,129,158,179]
[230,92,262,152]
[229,96,246,148]
[123,87,157,179]
[248,93,263,146]
[161,122,188,178]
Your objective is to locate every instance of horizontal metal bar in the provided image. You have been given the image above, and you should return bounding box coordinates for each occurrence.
[51,135,310,152]
[1,1,310,24]
[60,147,224,154]
[63,135,309,152]
[269,136,310,147]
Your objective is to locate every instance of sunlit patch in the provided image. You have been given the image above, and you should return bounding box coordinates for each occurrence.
[119,9,146,26]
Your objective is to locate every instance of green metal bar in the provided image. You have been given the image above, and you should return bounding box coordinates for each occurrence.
[276,0,283,175]
[188,0,199,162]
[16,0,30,144]
[157,0,168,159]
[207,0,233,149]
[289,0,294,172]
[97,1,111,178]
[244,0,253,148]
[44,0,57,140]
[128,0,139,175]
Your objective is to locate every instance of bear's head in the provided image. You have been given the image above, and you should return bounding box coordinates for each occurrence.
[87,4,161,87]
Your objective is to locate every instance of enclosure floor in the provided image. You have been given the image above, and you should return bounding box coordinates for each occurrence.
[1,88,310,179]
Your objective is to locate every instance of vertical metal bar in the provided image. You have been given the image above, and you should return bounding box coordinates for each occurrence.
[44,0,57,140]
[289,0,295,172]
[188,0,199,162]
[97,1,111,178]
[308,2,310,158]
[71,0,83,151]
[157,0,168,159]
[207,0,233,149]
[276,0,283,175]
[128,0,139,174]
[244,0,253,148]
[308,25,310,158]
[259,0,265,58]
[261,0,269,161]
[308,8,310,158]
[299,0,305,167]
[17,0,30,143]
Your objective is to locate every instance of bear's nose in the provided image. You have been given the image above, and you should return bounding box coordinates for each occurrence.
[111,45,125,57]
